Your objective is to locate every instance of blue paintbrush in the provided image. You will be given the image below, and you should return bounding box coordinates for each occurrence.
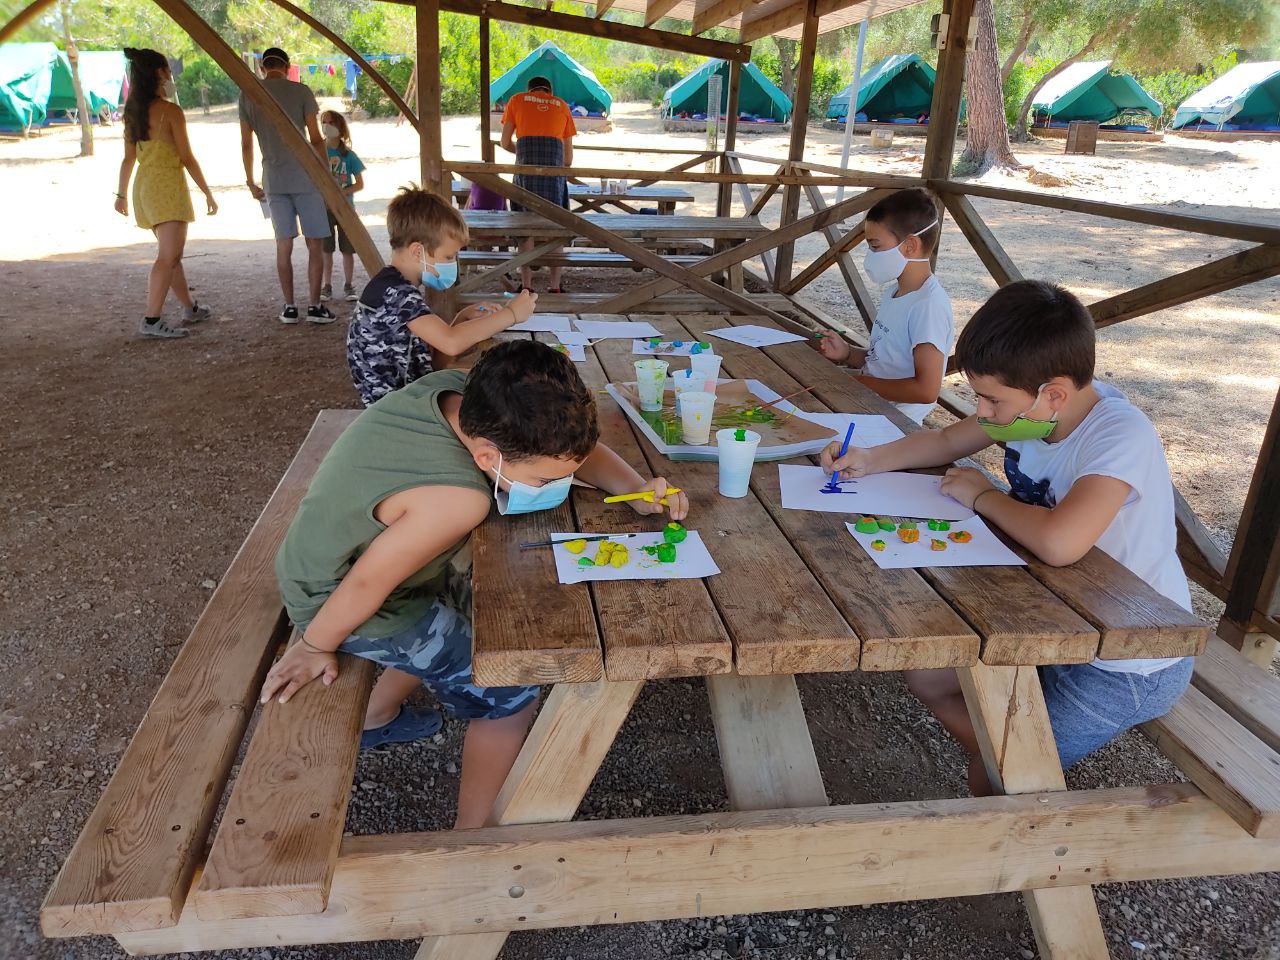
[821,422,856,493]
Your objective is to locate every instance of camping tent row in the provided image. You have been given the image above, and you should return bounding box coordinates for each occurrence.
[490,41,611,120]
[0,42,124,132]
[1172,61,1280,132]
[1032,61,1161,131]
[826,53,935,124]
[661,58,791,125]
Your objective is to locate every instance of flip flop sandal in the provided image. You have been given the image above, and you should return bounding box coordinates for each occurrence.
[359,705,443,750]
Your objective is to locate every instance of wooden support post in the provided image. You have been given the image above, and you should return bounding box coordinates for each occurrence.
[1219,384,1280,667]
[960,664,1109,959]
[921,0,976,179]
[478,15,494,164]
[773,0,819,289]
[144,0,382,275]
[416,0,445,197]
[715,62,742,218]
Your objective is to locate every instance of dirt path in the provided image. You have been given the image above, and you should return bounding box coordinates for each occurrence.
[1,102,1277,960]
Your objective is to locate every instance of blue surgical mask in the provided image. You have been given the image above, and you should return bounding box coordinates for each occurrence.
[421,257,458,291]
[492,455,574,516]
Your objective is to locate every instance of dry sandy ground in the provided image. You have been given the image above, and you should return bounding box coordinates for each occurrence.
[1,101,1278,960]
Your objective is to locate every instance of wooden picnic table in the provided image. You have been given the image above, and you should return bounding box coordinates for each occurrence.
[451,179,696,215]
[461,211,764,241]
[44,316,1280,960]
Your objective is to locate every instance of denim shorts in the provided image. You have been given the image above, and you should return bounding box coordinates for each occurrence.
[1040,657,1194,768]
[267,191,331,241]
[333,566,539,721]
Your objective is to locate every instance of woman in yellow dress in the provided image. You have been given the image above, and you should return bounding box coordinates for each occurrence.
[113,48,218,339]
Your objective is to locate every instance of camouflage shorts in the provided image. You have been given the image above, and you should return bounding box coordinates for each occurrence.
[338,562,539,720]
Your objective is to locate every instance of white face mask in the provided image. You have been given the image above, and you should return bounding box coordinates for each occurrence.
[862,218,938,285]
[161,78,177,101]
[321,123,340,139]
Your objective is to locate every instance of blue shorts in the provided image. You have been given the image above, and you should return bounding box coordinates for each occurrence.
[1040,658,1194,768]
[335,569,539,721]
[267,191,331,241]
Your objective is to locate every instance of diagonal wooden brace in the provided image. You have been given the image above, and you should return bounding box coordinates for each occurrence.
[457,237,565,294]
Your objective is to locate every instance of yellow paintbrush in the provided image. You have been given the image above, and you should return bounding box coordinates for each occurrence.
[603,487,682,505]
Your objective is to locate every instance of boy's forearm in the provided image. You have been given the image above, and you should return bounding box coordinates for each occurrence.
[241,145,255,184]
[302,578,391,651]
[855,372,938,405]
[575,443,645,495]
[425,306,518,356]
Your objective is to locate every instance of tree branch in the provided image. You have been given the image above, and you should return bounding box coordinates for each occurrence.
[1000,11,1035,87]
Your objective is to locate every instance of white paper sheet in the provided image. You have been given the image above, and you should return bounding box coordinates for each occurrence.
[551,531,720,584]
[777,464,972,520]
[787,412,907,449]
[631,338,716,357]
[556,331,591,346]
[553,339,587,362]
[573,319,662,340]
[508,314,572,333]
[845,517,1026,569]
[704,325,807,348]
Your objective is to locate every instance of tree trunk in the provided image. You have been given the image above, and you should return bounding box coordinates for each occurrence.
[1012,31,1105,141]
[776,37,798,99]
[59,0,93,157]
[957,0,1019,175]
[1000,10,1035,86]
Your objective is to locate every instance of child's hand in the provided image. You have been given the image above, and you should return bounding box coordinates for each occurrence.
[816,331,852,364]
[627,476,689,522]
[940,467,995,511]
[259,640,339,705]
[246,181,265,201]
[113,195,128,217]
[507,290,538,324]
[205,191,218,216]
[820,441,873,480]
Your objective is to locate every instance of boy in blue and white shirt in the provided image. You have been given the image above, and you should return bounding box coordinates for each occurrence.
[818,187,953,423]
[823,280,1194,792]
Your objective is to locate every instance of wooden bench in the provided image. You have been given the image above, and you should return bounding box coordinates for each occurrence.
[458,250,707,270]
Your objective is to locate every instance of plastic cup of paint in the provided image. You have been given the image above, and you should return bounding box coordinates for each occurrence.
[619,178,630,193]
[716,428,761,497]
[688,352,722,385]
[634,359,669,412]
[599,177,608,193]
[679,391,716,445]
[670,369,708,415]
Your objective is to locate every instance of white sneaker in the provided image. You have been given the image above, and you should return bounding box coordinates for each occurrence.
[139,317,188,339]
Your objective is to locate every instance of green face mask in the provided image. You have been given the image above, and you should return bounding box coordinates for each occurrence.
[977,385,1057,442]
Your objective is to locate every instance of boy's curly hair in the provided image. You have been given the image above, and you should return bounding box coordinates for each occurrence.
[460,341,599,461]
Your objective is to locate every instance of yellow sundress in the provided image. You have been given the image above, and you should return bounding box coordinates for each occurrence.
[132,139,195,230]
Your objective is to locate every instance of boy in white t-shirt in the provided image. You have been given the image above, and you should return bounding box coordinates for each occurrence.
[821,280,1194,793]
[817,187,953,423]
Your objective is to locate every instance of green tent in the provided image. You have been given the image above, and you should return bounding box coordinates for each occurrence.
[1172,61,1280,130]
[490,41,612,116]
[47,49,126,118]
[826,53,934,121]
[0,42,60,130]
[1033,61,1160,125]
[661,58,791,123]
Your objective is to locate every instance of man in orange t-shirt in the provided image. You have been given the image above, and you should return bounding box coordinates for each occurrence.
[500,76,576,293]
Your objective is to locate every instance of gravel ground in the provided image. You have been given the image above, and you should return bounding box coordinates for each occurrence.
[2,107,1279,960]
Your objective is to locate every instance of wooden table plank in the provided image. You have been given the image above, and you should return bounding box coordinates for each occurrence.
[192,636,376,921]
[533,330,733,681]
[41,411,357,937]
[452,180,695,206]
[472,500,603,687]
[754,315,1203,661]
[675,313,979,672]
[588,316,860,675]
[461,212,767,240]
[1192,636,1280,754]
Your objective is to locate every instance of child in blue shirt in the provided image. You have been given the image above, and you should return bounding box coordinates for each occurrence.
[320,109,365,301]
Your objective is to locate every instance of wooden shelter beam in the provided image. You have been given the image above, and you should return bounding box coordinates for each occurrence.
[941,192,1023,286]
[261,0,418,130]
[398,0,753,61]
[644,0,682,26]
[716,61,743,218]
[921,0,975,179]
[416,0,445,197]
[774,0,820,289]
[694,0,756,34]
[479,14,494,163]
[594,0,617,15]
[113,784,1280,953]
[1089,244,1280,330]
[447,161,910,188]
[738,0,862,43]
[596,185,885,314]
[145,0,382,274]
[467,173,790,322]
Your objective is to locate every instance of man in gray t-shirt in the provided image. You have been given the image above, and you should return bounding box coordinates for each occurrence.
[239,47,335,325]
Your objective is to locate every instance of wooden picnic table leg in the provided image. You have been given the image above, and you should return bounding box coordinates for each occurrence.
[959,664,1111,959]
[413,677,645,960]
[706,672,828,810]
